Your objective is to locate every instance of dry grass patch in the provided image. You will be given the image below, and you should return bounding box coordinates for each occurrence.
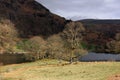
[1,61,120,80]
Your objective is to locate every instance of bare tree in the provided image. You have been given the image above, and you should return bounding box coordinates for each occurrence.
[61,22,86,63]
[0,19,18,53]
[18,36,47,61]
[29,36,47,59]
[47,35,65,63]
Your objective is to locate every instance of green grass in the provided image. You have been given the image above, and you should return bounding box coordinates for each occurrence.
[1,60,120,80]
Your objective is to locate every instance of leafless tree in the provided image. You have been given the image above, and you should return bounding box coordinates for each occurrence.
[0,19,18,53]
[61,22,86,63]
[47,34,65,63]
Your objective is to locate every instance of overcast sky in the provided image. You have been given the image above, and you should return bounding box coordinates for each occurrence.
[36,0,120,20]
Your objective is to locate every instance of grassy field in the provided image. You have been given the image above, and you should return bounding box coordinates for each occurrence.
[1,60,120,80]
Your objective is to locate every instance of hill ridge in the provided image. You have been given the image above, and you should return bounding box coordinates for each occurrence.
[0,0,67,38]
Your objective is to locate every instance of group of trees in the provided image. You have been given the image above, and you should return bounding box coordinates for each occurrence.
[0,20,87,62]
[16,22,87,62]
[2,18,120,62]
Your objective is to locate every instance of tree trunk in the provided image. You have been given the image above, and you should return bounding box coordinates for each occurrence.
[69,50,74,64]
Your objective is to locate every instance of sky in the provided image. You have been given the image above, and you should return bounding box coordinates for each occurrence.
[36,0,120,21]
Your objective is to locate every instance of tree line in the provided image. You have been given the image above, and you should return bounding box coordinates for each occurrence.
[0,20,87,63]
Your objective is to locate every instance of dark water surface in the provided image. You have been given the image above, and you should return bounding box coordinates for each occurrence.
[80,52,120,61]
[0,53,25,65]
[1,52,120,65]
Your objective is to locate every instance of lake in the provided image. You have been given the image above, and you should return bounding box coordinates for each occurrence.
[0,53,25,65]
[1,52,120,65]
[80,52,120,61]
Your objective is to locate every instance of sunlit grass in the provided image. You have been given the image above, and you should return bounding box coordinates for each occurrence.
[1,60,120,80]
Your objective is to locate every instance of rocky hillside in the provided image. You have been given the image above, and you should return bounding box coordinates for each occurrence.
[0,0,67,38]
[79,19,120,52]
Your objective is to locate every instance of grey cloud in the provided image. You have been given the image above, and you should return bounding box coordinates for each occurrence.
[36,0,120,20]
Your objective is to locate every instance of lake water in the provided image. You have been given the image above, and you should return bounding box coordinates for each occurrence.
[1,52,120,65]
[80,52,120,61]
[0,53,25,65]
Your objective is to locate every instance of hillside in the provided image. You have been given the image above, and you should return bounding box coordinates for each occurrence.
[80,19,120,53]
[80,19,120,24]
[1,0,120,55]
[0,0,67,38]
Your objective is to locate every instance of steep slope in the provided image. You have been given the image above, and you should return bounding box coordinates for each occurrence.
[79,19,120,52]
[0,0,67,38]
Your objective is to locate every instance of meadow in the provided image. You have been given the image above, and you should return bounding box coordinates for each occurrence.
[0,60,120,80]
